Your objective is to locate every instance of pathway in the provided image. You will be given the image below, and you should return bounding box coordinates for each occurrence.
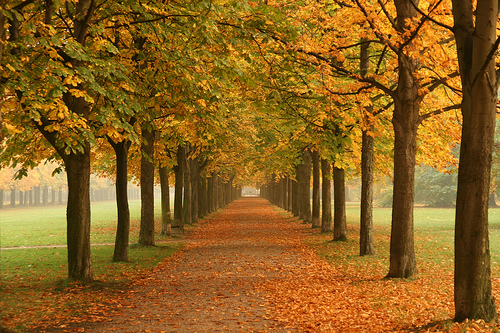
[74,197,307,332]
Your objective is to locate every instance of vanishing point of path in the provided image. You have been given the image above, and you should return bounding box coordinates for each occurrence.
[80,197,308,332]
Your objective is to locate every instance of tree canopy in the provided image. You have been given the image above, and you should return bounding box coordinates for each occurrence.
[1,0,499,324]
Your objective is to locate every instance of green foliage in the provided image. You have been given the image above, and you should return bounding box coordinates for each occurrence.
[414,166,457,208]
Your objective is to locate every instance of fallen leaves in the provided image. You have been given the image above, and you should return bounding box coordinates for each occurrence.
[7,198,500,332]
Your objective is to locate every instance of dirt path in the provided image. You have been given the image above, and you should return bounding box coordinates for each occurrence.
[73,197,307,332]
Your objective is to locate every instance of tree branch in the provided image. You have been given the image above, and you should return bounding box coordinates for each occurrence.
[409,0,454,32]
[420,103,462,121]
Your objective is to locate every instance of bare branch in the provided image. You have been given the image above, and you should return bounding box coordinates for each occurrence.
[420,103,462,121]
[377,0,398,31]
[409,0,454,32]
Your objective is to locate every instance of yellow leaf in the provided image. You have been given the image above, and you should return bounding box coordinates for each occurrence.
[69,89,85,98]
[4,123,23,134]
[63,76,80,87]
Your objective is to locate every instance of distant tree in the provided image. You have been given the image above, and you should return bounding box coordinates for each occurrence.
[414,166,457,208]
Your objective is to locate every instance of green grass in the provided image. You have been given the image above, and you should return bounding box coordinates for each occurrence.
[345,203,500,263]
[0,199,182,331]
[0,199,165,247]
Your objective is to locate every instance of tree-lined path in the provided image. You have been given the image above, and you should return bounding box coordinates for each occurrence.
[45,196,400,333]
[74,197,306,332]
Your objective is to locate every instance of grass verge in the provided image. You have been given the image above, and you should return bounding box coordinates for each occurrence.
[1,243,183,332]
[0,199,182,332]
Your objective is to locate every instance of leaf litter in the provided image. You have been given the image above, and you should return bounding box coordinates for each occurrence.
[21,197,500,332]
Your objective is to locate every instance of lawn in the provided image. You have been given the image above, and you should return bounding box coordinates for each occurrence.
[0,199,165,247]
[0,199,182,332]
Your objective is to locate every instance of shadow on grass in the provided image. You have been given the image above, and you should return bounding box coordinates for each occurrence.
[401,319,500,332]
[401,319,455,332]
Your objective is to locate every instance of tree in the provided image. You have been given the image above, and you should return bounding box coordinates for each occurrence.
[452,0,499,322]
[139,125,155,246]
[311,150,321,228]
[414,166,457,208]
[159,164,172,235]
[333,166,347,241]
[359,40,375,256]
[321,158,332,233]
[107,136,133,261]
[298,149,312,223]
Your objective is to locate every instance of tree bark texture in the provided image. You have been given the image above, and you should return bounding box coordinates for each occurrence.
[321,159,332,233]
[452,0,498,322]
[333,166,347,241]
[293,166,300,217]
[199,174,207,217]
[182,143,192,226]
[111,140,131,262]
[159,165,171,235]
[311,150,321,228]
[299,150,312,223]
[64,150,93,281]
[139,126,155,246]
[387,0,421,278]
[191,156,199,224]
[207,175,214,214]
[360,39,375,256]
[360,129,375,255]
[174,144,184,222]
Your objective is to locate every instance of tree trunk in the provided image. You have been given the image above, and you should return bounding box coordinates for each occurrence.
[0,190,4,209]
[207,175,214,213]
[218,176,224,209]
[213,173,219,211]
[488,192,497,208]
[65,151,93,281]
[51,187,56,205]
[34,186,40,206]
[321,159,332,233]
[284,176,291,212]
[174,144,184,221]
[43,185,48,205]
[333,166,347,241]
[360,129,375,255]
[452,0,498,322]
[110,140,131,262]
[387,87,419,278]
[182,143,192,226]
[386,0,421,278]
[191,156,199,224]
[299,149,312,223]
[138,126,155,246]
[10,188,15,207]
[311,150,321,228]
[292,171,299,217]
[199,174,207,217]
[159,165,171,235]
